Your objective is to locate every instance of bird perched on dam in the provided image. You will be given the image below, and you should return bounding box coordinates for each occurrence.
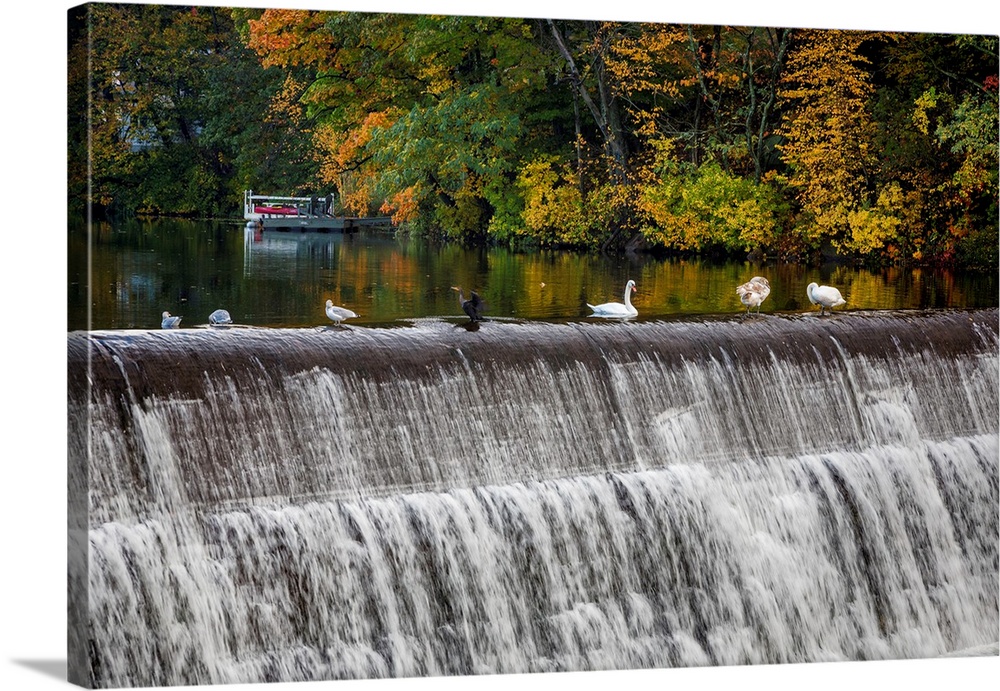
[736,276,770,318]
[325,299,358,326]
[806,282,847,316]
[588,279,638,318]
[208,309,233,325]
[451,286,485,322]
[161,311,182,329]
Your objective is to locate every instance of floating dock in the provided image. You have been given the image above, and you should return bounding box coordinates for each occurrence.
[244,190,393,232]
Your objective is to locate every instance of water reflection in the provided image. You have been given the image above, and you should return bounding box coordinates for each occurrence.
[68,219,998,331]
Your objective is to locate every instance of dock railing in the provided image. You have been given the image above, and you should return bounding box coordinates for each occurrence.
[244,190,335,218]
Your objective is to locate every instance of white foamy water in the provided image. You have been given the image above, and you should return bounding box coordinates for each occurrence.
[69,311,1000,687]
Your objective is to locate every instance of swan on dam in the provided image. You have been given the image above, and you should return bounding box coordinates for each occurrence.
[588,280,638,318]
[160,311,182,329]
[806,282,847,316]
[451,286,485,322]
[208,309,233,325]
[736,276,770,317]
[325,299,358,326]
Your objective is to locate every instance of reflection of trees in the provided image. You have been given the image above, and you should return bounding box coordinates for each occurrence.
[74,219,258,329]
[823,266,972,311]
[837,269,907,310]
[638,260,752,314]
[71,221,997,331]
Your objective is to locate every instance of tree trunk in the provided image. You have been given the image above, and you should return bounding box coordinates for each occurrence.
[547,20,629,182]
[742,27,791,183]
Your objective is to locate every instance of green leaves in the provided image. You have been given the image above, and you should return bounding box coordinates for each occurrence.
[74,4,320,217]
[638,160,788,252]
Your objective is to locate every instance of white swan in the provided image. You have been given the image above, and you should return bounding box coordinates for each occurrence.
[208,309,232,325]
[806,282,846,316]
[325,299,358,325]
[588,280,638,318]
[736,276,770,317]
[161,311,182,329]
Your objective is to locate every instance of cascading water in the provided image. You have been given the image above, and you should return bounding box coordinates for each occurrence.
[68,310,999,688]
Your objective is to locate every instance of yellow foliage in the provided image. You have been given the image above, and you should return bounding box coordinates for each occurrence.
[608,24,692,101]
[514,157,619,245]
[843,183,904,254]
[779,30,881,246]
[519,159,586,239]
[338,174,375,217]
[637,159,786,252]
[417,59,457,97]
[912,89,939,135]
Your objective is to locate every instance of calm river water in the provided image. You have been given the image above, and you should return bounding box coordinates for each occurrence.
[67,219,998,331]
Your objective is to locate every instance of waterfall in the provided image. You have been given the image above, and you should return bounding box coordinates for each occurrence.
[68,310,999,688]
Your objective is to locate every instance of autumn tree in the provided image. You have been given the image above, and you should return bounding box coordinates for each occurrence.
[72,4,312,217]
[604,21,702,173]
[543,20,643,247]
[547,21,630,178]
[778,29,897,255]
[72,5,995,267]
[896,33,998,265]
[68,5,93,216]
[365,15,552,238]
[248,11,560,238]
[603,24,792,253]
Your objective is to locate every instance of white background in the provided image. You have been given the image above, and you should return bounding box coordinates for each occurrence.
[2,1,997,689]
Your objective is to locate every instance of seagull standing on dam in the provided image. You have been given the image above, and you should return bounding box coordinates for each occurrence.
[736,276,770,318]
[325,299,358,326]
[806,282,847,316]
[451,286,485,322]
[209,309,233,325]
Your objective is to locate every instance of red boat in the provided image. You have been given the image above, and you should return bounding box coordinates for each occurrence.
[253,205,299,215]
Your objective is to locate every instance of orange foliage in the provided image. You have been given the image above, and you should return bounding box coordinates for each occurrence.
[380,186,421,225]
[247,9,335,69]
[314,109,403,215]
[315,109,400,178]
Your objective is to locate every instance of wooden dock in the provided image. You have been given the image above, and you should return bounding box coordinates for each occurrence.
[244,190,393,232]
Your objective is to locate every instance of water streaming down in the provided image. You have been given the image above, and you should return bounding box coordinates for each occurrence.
[68,310,1000,688]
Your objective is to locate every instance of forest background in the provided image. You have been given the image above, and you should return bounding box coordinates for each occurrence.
[68,2,999,267]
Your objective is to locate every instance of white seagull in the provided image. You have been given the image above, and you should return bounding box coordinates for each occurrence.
[806,282,847,316]
[161,311,182,329]
[588,280,638,318]
[208,309,233,325]
[325,299,358,326]
[736,276,771,317]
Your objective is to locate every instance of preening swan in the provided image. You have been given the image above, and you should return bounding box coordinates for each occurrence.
[736,276,770,317]
[588,280,638,318]
[451,286,485,322]
[806,282,846,316]
[208,309,232,325]
[161,311,182,329]
[325,299,358,325]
